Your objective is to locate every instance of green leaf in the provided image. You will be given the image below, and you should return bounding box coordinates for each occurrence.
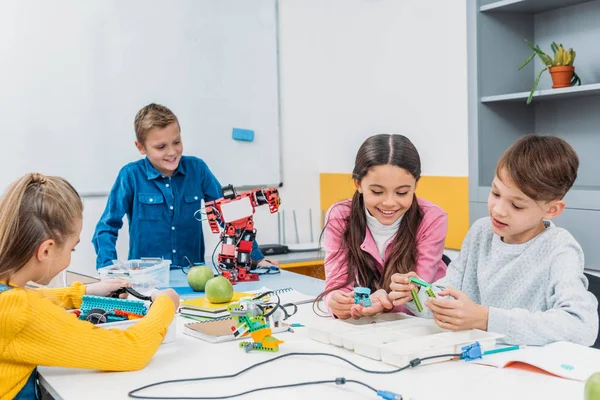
[524,39,536,50]
[540,53,553,66]
[518,52,536,70]
[527,66,549,105]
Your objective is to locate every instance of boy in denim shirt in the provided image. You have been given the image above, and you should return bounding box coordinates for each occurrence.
[92,103,274,270]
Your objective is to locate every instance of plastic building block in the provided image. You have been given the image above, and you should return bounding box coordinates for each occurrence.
[228,296,288,353]
[409,276,432,288]
[424,287,436,298]
[353,287,372,307]
[408,277,436,311]
[79,295,148,323]
[410,289,423,312]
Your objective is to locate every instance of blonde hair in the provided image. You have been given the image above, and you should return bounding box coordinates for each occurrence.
[134,103,180,144]
[0,173,83,281]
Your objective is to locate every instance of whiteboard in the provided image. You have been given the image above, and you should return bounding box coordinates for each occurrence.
[0,0,281,195]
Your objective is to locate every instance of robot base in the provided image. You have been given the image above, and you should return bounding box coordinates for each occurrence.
[221,268,259,284]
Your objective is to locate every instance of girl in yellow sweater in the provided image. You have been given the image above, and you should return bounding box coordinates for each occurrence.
[0,173,180,400]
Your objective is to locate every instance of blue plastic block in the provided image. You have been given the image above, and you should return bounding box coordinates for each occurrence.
[79,295,148,322]
[232,128,255,142]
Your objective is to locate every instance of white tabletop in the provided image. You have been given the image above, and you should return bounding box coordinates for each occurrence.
[39,271,586,400]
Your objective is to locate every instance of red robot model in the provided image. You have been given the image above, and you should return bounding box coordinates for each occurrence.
[205,185,280,284]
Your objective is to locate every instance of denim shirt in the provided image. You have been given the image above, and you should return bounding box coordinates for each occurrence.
[92,156,264,269]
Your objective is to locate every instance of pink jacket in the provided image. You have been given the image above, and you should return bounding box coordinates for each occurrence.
[323,197,448,315]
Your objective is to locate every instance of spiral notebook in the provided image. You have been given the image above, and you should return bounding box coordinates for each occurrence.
[250,287,315,305]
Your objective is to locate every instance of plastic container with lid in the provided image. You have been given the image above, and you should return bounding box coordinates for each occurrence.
[98,258,171,294]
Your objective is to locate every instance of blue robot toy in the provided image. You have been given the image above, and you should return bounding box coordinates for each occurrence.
[353,287,372,307]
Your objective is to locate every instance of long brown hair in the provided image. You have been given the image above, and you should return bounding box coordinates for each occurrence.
[0,173,83,282]
[315,134,423,305]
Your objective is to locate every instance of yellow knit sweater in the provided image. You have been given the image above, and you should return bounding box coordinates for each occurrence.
[0,282,175,400]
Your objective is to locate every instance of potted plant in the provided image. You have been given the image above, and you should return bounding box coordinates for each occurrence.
[518,40,581,104]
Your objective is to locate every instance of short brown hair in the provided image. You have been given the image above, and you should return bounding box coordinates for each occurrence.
[496,134,579,201]
[134,103,180,144]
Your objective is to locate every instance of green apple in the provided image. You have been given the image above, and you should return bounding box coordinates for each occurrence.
[586,372,600,400]
[205,276,234,304]
[186,266,214,292]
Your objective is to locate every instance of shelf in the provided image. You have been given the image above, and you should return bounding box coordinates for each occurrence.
[480,0,594,13]
[480,83,600,103]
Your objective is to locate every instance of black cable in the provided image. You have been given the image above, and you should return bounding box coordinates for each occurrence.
[128,351,462,399]
[211,238,223,275]
[248,291,297,320]
[132,378,376,400]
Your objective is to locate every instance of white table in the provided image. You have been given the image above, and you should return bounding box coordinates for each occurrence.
[39,271,587,400]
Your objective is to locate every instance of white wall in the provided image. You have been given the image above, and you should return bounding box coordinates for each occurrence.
[275,0,469,245]
[68,0,469,276]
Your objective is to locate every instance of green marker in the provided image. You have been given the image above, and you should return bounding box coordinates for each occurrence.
[484,345,525,355]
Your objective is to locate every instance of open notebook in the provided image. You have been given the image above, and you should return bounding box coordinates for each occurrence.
[183,317,289,343]
[471,341,600,381]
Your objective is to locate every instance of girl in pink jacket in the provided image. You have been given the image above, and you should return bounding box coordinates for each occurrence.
[317,134,448,319]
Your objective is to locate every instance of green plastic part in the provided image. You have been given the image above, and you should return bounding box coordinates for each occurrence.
[410,289,423,312]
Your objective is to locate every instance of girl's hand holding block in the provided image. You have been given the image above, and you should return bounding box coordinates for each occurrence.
[389,271,421,307]
[86,279,131,298]
[327,290,355,319]
[350,289,393,319]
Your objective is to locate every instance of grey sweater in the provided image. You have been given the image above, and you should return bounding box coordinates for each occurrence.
[406,217,599,346]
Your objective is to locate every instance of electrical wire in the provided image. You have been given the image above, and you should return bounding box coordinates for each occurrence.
[128,351,462,399]
[211,238,223,275]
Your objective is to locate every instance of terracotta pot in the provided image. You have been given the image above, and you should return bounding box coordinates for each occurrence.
[550,66,575,89]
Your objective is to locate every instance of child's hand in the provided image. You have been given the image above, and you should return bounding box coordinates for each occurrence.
[256,258,279,268]
[327,290,354,319]
[350,289,393,319]
[426,287,489,331]
[86,279,130,298]
[151,289,180,309]
[388,272,421,306]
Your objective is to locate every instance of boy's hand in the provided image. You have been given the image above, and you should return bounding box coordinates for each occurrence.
[350,289,393,319]
[257,258,279,267]
[256,258,280,268]
[151,289,180,309]
[389,272,421,307]
[327,290,354,319]
[426,287,489,331]
[86,279,130,298]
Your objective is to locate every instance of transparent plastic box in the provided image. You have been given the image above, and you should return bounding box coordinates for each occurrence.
[98,258,171,294]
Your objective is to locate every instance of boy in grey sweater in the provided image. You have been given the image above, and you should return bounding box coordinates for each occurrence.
[389,134,598,346]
